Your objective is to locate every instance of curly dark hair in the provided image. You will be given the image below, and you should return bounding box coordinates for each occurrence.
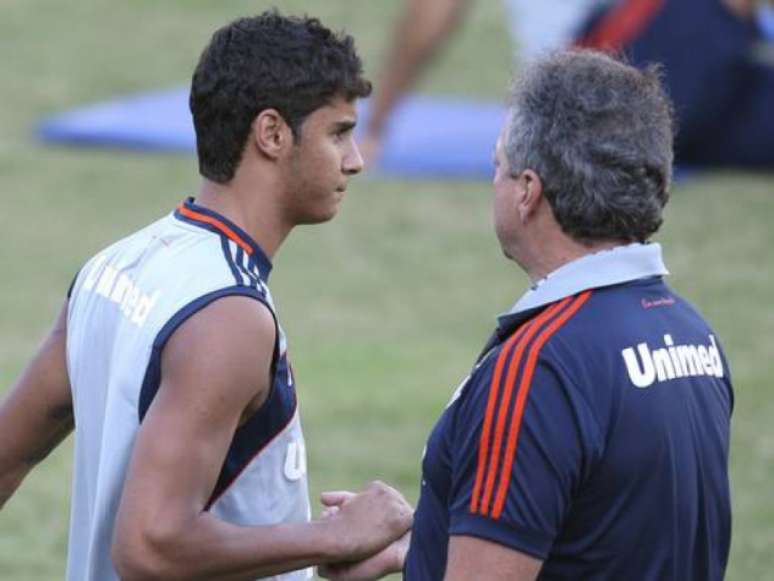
[506,50,675,243]
[190,11,372,183]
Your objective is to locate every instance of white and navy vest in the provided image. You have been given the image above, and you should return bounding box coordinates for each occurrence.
[65,197,311,580]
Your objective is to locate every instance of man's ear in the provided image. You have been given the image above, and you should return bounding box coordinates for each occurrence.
[251,109,293,159]
[516,169,544,223]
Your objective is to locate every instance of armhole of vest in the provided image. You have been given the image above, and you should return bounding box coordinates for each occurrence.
[66,269,80,299]
[65,270,81,328]
[137,286,278,423]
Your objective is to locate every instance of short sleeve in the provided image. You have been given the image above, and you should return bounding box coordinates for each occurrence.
[447,346,603,559]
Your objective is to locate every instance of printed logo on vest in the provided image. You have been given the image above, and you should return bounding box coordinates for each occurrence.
[82,254,160,327]
[622,334,724,388]
[284,438,307,481]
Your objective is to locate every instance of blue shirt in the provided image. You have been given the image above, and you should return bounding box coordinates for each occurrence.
[405,243,733,580]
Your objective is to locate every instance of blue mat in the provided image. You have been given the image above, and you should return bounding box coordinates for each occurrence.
[37,86,505,180]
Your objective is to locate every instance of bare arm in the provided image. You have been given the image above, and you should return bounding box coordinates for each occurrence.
[0,302,73,510]
[112,296,412,580]
[319,531,541,581]
[363,0,472,160]
[444,535,542,581]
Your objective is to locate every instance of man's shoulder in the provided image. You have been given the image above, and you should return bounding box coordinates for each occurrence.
[536,277,714,342]
[461,278,723,406]
[582,277,718,341]
[472,280,708,388]
[69,209,276,353]
[461,290,597,407]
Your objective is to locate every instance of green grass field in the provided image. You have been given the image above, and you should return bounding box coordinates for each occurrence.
[1,1,773,578]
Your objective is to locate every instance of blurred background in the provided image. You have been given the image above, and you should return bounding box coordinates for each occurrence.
[0,1,772,579]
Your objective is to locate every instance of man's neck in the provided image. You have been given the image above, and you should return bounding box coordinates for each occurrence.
[196,175,291,260]
[522,237,626,284]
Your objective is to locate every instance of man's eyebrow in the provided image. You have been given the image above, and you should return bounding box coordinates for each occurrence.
[333,119,357,132]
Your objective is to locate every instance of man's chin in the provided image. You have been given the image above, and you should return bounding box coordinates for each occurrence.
[296,208,340,226]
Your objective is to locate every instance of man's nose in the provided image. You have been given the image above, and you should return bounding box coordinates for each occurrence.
[343,139,364,175]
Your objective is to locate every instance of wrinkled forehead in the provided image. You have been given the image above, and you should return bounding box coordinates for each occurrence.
[495,110,514,159]
[501,107,516,147]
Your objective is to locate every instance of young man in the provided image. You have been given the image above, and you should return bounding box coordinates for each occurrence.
[323,50,733,580]
[0,12,412,580]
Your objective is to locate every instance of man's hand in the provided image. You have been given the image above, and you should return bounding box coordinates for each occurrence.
[318,530,410,581]
[320,483,413,563]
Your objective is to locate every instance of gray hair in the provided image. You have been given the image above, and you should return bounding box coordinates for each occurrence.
[505,50,674,243]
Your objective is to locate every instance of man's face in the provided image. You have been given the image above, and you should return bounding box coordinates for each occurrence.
[284,96,363,225]
[492,128,519,256]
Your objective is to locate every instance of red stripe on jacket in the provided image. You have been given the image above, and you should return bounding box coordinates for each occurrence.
[470,296,575,515]
[576,0,665,51]
[491,291,592,519]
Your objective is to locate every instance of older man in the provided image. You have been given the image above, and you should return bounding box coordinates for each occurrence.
[324,50,733,581]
